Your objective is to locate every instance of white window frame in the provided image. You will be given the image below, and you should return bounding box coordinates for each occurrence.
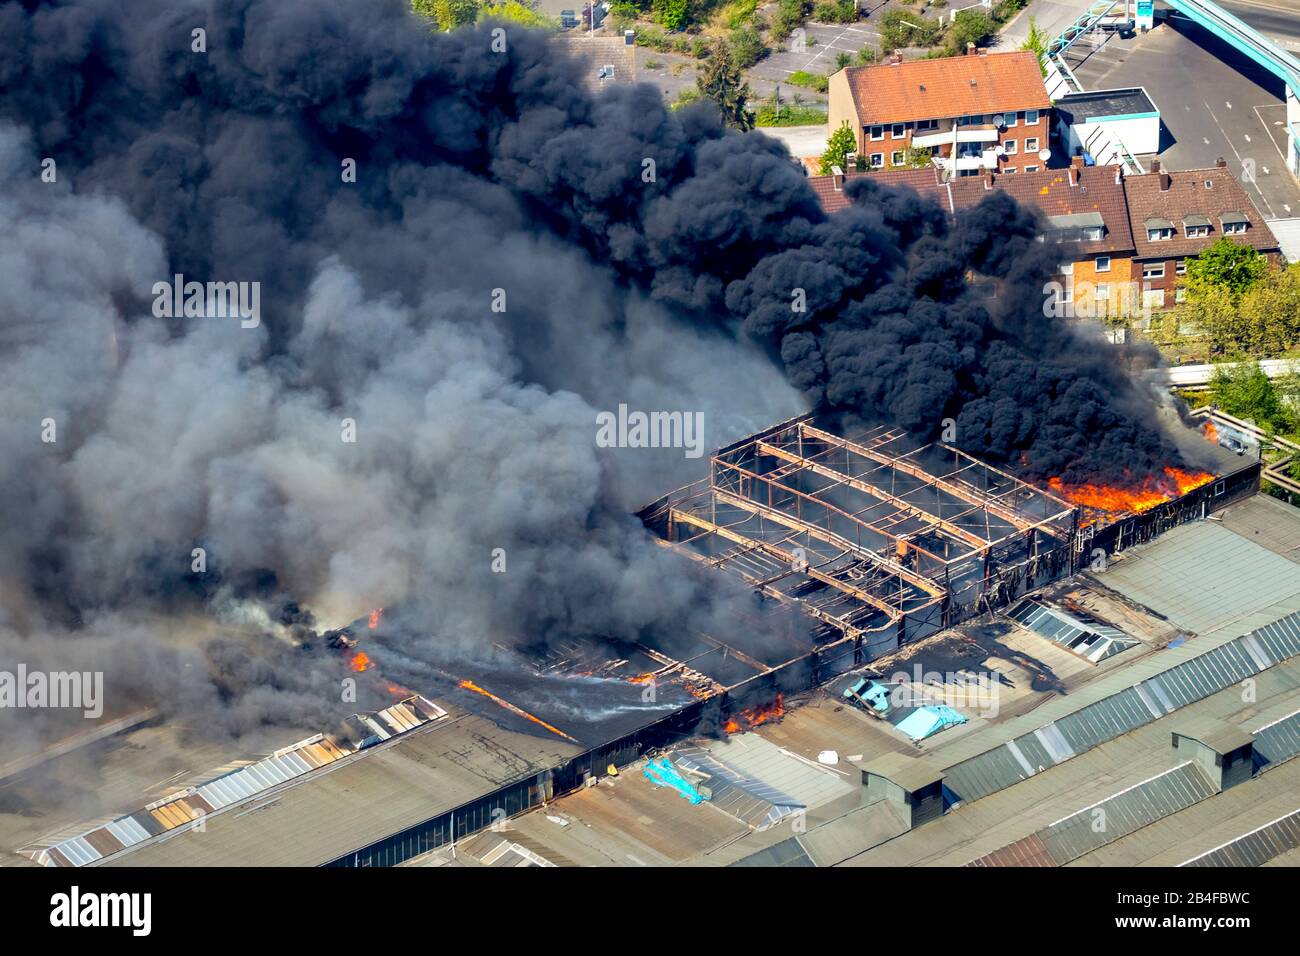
[1004,112,1018,128]
[1004,167,1017,174]
[891,150,905,166]
[1143,262,1166,279]
[1004,140,1018,155]
[1025,137,1039,152]
[1023,165,1039,173]
[1175,286,1188,303]
[1095,282,1110,302]
[1148,227,1174,241]
[869,125,885,141]
[1096,255,1111,272]
[1186,224,1210,238]
[1224,221,1247,235]
[1175,258,1187,275]
[891,123,905,137]
[1025,109,1039,125]
[915,118,939,132]
[869,152,884,169]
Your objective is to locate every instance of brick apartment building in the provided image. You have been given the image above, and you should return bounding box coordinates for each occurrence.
[808,157,1279,317]
[1122,158,1281,311]
[826,48,1052,178]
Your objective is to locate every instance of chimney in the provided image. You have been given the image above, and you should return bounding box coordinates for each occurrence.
[890,52,902,65]
[1150,158,1161,173]
[1160,170,1171,191]
[966,42,976,56]
[1068,166,1079,187]
[1216,156,1227,168]
[831,165,844,192]
[984,172,995,190]
[1071,154,1085,168]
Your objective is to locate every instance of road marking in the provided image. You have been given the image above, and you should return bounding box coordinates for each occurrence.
[1227,101,1233,109]
[1205,99,1278,218]
[1254,104,1291,167]
[1245,134,1252,142]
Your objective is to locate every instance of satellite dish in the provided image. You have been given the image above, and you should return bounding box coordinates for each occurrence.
[1038,147,1052,162]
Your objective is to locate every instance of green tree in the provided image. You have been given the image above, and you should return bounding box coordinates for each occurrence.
[413,0,481,30]
[1209,361,1295,434]
[819,121,857,175]
[696,41,755,131]
[1184,237,1267,299]
[948,9,996,53]
[1021,16,1049,75]
[728,23,767,67]
[479,0,557,28]
[653,0,690,31]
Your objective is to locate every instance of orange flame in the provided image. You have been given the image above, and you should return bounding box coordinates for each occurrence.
[457,678,577,742]
[349,650,372,673]
[1048,467,1215,525]
[626,672,657,685]
[1201,419,1219,443]
[724,694,785,735]
[368,608,383,629]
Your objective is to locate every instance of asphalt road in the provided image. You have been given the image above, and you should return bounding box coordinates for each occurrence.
[1073,19,1300,216]
[1214,0,1300,47]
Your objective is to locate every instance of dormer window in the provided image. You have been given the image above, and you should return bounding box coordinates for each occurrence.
[1146,217,1175,241]
[1183,215,1211,239]
[1083,226,1104,242]
[1221,212,1249,235]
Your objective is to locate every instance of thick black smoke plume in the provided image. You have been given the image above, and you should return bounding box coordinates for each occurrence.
[0,0,1181,760]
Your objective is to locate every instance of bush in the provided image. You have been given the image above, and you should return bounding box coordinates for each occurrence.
[787,70,829,92]
[948,9,997,53]
[728,23,767,67]
[813,0,858,24]
[880,9,942,49]
[652,0,691,31]
[770,0,810,41]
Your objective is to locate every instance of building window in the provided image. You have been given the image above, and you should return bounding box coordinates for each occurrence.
[891,150,905,166]
[1004,167,1017,174]
[1004,140,1018,155]
[1186,224,1210,238]
[1096,255,1111,272]
[1224,221,1247,235]
[891,123,905,137]
[1095,283,1110,302]
[1024,165,1039,173]
[1083,226,1103,242]
[1148,227,1174,241]
[869,153,884,168]
[869,125,884,141]
[1005,112,1018,128]
[1025,109,1039,125]
[915,119,939,132]
[1175,286,1187,303]
[1025,137,1039,152]
[1175,258,1187,275]
[1144,263,1165,279]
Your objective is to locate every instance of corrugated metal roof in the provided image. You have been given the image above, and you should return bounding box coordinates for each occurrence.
[730,837,817,867]
[1181,807,1300,867]
[942,609,1300,805]
[971,762,1217,866]
[1253,708,1300,771]
[1007,598,1138,663]
[29,700,448,868]
[670,745,804,830]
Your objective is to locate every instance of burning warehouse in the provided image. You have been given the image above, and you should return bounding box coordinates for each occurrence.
[639,412,1257,687]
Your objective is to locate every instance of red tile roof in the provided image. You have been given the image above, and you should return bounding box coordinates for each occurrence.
[810,164,1133,256]
[838,52,1050,127]
[949,165,1135,255]
[807,167,949,213]
[1123,165,1279,260]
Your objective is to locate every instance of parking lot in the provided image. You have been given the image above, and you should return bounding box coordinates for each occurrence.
[748,0,918,99]
[1070,18,1300,217]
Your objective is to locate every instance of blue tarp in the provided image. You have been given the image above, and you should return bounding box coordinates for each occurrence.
[843,677,892,713]
[896,705,968,741]
[643,757,707,804]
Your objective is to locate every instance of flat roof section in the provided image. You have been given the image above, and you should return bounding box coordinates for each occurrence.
[1056,87,1158,121]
